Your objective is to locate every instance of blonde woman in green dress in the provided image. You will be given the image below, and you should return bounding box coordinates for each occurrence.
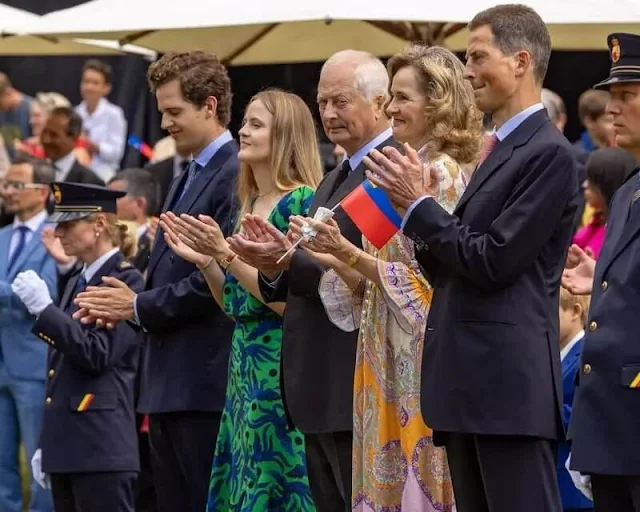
[160,89,322,511]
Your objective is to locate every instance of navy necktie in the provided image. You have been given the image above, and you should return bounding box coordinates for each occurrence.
[8,226,30,273]
[66,273,87,314]
[178,160,200,203]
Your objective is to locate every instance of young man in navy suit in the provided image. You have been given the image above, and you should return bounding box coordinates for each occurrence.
[70,52,238,512]
[557,287,593,512]
[563,33,640,512]
[364,4,579,512]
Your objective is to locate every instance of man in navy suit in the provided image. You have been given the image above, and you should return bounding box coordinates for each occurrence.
[562,33,640,512]
[557,287,593,512]
[71,51,237,512]
[365,5,578,512]
[0,156,57,512]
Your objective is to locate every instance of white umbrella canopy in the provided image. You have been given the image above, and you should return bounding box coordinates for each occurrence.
[0,4,156,57]
[22,0,640,64]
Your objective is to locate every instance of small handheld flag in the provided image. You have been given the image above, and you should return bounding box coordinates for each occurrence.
[340,180,401,249]
[128,135,153,159]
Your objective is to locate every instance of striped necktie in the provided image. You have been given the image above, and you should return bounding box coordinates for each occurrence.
[478,133,499,167]
[178,160,200,203]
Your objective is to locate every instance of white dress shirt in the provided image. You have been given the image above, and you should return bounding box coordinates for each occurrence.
[561,329,585,362]
[53,152,76,182]
[9,209,48,260]
[75,98,127,182]
[81,247,120,283]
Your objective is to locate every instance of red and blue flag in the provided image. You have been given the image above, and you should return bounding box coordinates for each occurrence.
[340,180,401,249]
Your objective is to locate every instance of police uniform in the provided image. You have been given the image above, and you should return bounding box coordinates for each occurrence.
[35,182,144,512]
[569,33,640,511]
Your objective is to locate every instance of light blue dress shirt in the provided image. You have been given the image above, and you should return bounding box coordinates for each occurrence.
[401,103,545,228]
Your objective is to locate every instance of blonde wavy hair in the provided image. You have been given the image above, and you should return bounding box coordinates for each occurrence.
[387,44,484,164]
[236,89,324,227]
[86,213,138,260]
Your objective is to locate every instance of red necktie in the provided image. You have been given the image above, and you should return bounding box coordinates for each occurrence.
[479,133,499,167]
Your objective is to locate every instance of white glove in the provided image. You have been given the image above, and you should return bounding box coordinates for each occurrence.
[11,270,53,316]
[31,449,50,490]
[565,452,593,500]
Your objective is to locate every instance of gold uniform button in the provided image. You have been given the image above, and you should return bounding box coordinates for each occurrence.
[48,369,54,378]
[583,364,592,374]
[589,321,598,332]
[601,281,608,292]
[45,397,52,405]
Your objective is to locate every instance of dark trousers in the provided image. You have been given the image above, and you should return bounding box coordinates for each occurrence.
[592,474,640,512]
[50,471,137,512]
[148,411,221,512]
[443,432,562,512]
[135,430,157,512]
[304,431,353,512]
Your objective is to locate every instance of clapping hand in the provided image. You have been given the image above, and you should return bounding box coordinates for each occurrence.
[159,213,209,268]
[562,244,596,295]
[161,212,230,262]
[363,143,442,213]
[226,214,293,276]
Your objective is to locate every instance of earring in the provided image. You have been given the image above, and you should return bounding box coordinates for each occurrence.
[95,231,99,238]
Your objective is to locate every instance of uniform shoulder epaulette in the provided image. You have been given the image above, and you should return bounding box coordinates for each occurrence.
[119,260,133,270]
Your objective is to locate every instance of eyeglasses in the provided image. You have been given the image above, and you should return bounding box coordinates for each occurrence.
[0,182,46,192]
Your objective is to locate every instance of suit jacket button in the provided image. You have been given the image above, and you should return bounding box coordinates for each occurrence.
[48,369,54,378]
[583,363,592,374]
[169,255,175,263]
[589,321,598,331]
[45,397,52,405]
[601,281,608,292]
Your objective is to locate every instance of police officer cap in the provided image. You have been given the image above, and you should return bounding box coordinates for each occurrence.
[594,33,640,90]
[48,182,125,223]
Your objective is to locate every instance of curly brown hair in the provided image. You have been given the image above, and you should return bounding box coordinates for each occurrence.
[147,51,232,126]
[387,44,484,165]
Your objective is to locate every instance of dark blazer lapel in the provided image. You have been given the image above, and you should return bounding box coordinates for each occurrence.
[86,252,121,288]
[326,166,365,209]
[147,140,237,278]
[601,169,640,272]
[455,109,549,213]
[60,271,82,311]
[321,136,398,211]
[173,140,238,215]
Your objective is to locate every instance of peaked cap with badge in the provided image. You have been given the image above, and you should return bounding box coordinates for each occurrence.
[48,181,125,223]
[595,33,640,90]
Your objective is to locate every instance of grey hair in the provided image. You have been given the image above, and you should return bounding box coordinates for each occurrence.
[541,88,566,123]
[321,50,389,103]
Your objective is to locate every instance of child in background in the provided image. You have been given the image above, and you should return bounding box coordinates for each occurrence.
[573,147,636,258]
[557,287,593,512]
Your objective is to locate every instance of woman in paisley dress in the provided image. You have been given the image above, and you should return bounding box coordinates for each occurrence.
[159,89,322,511]
[292,45,484,511]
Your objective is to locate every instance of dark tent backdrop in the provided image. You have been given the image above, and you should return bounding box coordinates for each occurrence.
[0,0,612,164]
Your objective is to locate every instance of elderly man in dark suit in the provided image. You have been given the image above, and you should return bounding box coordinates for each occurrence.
[228,50,397,511]
[41,107,103,185]
[365,5,579,512]
[70,51,237,512]
[562,33,640,512]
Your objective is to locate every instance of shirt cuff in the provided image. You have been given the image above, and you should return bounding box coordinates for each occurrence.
[401,196,433,229]
[132,295,142,327]
[259,271,282,288]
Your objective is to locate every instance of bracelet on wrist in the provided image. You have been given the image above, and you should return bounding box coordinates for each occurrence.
[198,257,214,271]
[218,252,237,271]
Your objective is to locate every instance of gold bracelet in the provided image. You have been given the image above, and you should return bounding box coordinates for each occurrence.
[218,252,237,271]
[198,257,214,271]
[347,249,362,268]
